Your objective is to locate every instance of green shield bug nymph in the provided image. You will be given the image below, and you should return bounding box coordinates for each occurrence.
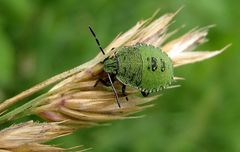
[89,26,174,108]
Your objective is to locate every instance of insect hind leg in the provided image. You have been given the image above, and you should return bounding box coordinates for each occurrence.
[122,84,129,101]
[141,91,149,97]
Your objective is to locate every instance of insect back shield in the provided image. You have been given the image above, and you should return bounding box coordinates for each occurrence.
[105,44,174,93]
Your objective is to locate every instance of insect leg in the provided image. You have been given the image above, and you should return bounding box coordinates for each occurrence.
[94,79,110,87]
[141,91,149,97]
[107,73,121,108]
[121,84,129,101]
[94,74,116,87]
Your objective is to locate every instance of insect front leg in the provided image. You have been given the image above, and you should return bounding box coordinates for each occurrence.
[121,84,129,101]
[94,74,116,87]
[94,78,110,87]
[94,74,121,108]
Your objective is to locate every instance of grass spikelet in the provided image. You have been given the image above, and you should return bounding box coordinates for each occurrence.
[0,121,76,151]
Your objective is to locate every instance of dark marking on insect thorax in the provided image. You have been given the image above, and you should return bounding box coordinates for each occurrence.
[130,73,135,81]
[123,67,127,75]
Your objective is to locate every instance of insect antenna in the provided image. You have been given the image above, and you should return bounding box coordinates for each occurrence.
[107,73,121,108]
[88,26,121,107]
[88,26,105,55]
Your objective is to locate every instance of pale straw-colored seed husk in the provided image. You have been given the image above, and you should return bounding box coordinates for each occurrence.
[0,121,75,152]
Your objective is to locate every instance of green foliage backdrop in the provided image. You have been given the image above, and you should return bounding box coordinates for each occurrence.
[0,0,239,151]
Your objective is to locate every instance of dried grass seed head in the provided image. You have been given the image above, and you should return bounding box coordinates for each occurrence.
[29,10,227,127]
[0,121,73,149]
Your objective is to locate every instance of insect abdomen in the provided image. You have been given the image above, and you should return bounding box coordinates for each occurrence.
[138,45,173,93]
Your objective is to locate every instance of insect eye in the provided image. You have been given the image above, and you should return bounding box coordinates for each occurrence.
[160,59,166,72]
[151,57,158,72]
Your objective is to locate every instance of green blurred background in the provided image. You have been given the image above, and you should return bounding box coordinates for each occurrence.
[0,0,239,151]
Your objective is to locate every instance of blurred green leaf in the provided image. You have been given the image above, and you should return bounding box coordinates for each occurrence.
[0,28,15,87]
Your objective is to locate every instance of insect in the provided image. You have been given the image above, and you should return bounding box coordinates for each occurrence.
[89,26,174,108]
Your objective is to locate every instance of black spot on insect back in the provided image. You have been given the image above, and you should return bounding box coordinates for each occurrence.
[160,59,166,72]
[151,57,158,72]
